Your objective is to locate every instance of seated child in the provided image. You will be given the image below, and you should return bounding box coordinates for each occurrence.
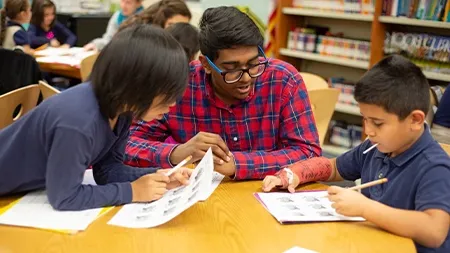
[263,55,450,253]
[0,24,191,211]
[166,22,199,62]
[0,0,33,54]
[28,0,77,49]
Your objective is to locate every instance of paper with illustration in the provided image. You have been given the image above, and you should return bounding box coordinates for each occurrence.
[108,148,222,228]
[255,191,365,224]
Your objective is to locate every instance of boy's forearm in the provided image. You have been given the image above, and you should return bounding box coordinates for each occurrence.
[289,157,342,184]
[363,200,448,248]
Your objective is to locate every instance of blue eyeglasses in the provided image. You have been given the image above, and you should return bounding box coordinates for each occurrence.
[205,46,268,84]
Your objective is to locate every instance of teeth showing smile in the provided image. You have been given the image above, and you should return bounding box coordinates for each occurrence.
[237,85,250,93]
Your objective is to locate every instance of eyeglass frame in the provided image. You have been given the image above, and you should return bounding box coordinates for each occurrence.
[205,46,269,84]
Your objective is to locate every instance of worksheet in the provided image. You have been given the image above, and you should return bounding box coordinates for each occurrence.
[255,191,365,223]
[108,148,223,228]
[0,191,104,232]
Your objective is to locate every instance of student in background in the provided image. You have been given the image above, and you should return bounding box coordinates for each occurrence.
[28,0,76,49]
[263,55,450,253]
[83,0,143,51]
[0,25,191,211]
[432,87,450,144]
[0,0,33,54]
[166,22,199,62]
[125,7,320,180]
[119,0,191,31]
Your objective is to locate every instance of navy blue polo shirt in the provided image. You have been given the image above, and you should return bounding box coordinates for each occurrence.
[337,125,450,253]
[7,20,30,46]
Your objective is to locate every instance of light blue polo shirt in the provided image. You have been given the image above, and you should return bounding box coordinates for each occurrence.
[337,125,450,253]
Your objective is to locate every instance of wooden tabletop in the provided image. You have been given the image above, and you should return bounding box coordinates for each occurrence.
[37,61,81,80]
[0,181,415,253]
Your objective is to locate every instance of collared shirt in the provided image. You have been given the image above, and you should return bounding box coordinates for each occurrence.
[337,125,450,253]
[125,59,321,180]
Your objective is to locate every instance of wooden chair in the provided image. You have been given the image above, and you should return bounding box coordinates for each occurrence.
[300,72,329,91]
[0,85,40,129]
[80,53,99,82]
[440,143,450,155]
[308,88,340,146]
[39,81,60,100]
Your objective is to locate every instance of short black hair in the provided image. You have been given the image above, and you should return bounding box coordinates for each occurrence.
[198,6,264,61]
[355,55,430,120]
[166,22,199,61]
[90,24,189,119]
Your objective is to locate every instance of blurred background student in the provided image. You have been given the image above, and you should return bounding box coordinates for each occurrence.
[0,0,33,54]
[166,22,199,62]
[28,0,77,49]
[83,0,143,51]
[119,0,191,31]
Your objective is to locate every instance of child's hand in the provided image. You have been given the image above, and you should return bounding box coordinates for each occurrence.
[327,186,371,217]
[262,172,300,193]
[60,44,70,49]
[157,167,193,189]
[131,173,170,202]
[50,39,60,47]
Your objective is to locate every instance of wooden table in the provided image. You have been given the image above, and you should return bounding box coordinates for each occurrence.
[0,181,415,253]
[37,61,81,80]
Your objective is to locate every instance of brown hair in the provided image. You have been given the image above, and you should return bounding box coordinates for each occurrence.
[119,0,191,31]
[31,0,56,29]
[0,0,30,44]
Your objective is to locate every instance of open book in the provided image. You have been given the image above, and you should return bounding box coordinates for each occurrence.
[255,191,365,224]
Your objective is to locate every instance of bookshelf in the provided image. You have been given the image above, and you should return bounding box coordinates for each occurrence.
[282,7,374,21]
[274,0,450,156]
[378,16,450,29]
[279,49,370,69]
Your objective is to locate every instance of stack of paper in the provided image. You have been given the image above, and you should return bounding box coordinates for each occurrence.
[35,47,96,67]
[255,191,365,224]
[108,148,223,228]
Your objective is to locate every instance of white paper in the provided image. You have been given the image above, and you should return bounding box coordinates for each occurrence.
[82,169,96,185]
[284,246,319,253]
[0,191,103,231]
[108,148,220,228]
[35,47,95,66]
[199,171,224,201]
[256,191,365,223]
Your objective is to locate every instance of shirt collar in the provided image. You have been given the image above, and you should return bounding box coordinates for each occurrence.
[374,124,434,167]
[7,20,25,31]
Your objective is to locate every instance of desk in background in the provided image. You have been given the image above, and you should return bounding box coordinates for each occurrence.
[57,13,112,47]
[0,181,415,253]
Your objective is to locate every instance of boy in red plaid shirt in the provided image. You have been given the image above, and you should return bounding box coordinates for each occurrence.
[125,6,321,180]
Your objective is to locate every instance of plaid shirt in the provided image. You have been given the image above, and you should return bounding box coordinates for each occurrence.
[125,58,321,180]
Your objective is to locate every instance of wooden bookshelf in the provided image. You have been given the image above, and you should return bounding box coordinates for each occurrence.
[283,7,373,21]
[335,103,361,116]
[279,49,370,69]
[379,16,450,29]
[323,144,351,156]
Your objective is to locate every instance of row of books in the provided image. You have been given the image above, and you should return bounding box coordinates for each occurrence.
[382,0,450,21]
[328,78,359,106]
[292,0,375,14]
[287,30,371,61]
[329,121,363,149]
[385,31,450,64]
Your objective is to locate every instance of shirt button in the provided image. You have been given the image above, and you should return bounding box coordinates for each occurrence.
[233,137,238,142]
[378,173,383,179]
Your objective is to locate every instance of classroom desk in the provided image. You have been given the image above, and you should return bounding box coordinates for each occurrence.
[0,181,415,253]
[37,61,81,80]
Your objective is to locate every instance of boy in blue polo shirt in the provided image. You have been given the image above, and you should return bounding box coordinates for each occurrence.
[262,55,450,253]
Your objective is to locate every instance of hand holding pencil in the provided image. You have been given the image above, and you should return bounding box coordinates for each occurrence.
[327,178,388,217]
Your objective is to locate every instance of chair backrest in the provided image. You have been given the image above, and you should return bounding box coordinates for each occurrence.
[300,72,329,91]
[80,53,99,82]
[426,88,438,126]
[308,88,340,146]
[0,84,40,129]
[39,81,60,100]
[440,143,450,155]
